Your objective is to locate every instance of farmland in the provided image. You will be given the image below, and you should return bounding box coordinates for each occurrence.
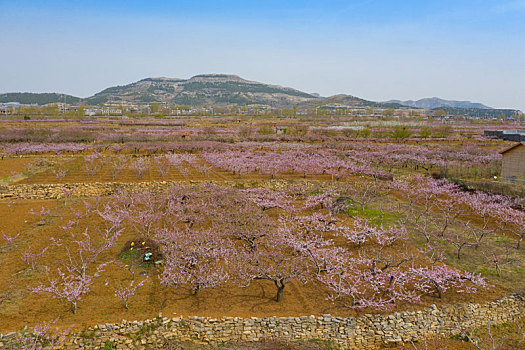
[0,114,524,349]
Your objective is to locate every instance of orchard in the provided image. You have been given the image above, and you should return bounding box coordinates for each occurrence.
[0,114,523,348]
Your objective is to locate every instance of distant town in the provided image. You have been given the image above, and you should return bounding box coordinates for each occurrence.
[1,100,524,122]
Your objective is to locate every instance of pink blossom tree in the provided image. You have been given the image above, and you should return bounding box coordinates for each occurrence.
[22,245,49,270]
[33,227,120,313]
[13,319,70,350]
[154,155,172,180]
[158,228,230,295]
[106,276,149,309]
[130,157,149,180]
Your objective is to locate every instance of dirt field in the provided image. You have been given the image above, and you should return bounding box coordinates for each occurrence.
[0,185,507,335]
[0,117,523,349]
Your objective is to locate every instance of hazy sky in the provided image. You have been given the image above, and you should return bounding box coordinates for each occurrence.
[1,0,524,110]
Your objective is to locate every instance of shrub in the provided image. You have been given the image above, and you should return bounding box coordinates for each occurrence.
[391,126,411,139]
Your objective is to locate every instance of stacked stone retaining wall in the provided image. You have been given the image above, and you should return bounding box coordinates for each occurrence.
[0,180,318,200]
[0,181,175,200]
[0,295,523,349]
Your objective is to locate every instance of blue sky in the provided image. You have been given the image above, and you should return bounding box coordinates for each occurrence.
[1,0,524,110]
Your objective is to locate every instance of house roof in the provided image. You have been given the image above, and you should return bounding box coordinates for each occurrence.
[499,142,525,154]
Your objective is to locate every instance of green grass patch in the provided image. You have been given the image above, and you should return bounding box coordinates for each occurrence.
[102,340,115,350]
[307,338,342,349]
[78,329,95,339]
[346,205,395,226]
[118,249,155,269]
[449,333,470,342]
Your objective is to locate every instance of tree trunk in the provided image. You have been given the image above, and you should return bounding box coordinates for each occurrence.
[274,280,285,302]
[431,280,443,299]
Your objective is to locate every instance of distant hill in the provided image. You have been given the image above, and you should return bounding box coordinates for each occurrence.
[0,93,82,105]
[1,77,518,113]
[388,97,491,109]
[85,74,321,107]
[1,75,403,108]
[301,94,403,109]
[432,107,521,119]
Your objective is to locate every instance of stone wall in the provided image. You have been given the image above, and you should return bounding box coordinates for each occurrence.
[0,179,317,200]
[0,181,200,200]
[0,295,523,349]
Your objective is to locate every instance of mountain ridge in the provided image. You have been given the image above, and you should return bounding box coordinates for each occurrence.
[85,74,320,107]
[0,75,510,111]
[0,74,403,108]
[0,92,82,105]
[387,97,492,109]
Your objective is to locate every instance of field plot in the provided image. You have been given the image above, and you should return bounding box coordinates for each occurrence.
[0,115,524,348]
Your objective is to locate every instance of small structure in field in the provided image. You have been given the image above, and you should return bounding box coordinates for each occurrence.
[499,142,525,183]
[485,130,525,142]
[276,126,288,135]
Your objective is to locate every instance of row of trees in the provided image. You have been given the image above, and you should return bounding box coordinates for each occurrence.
[9,182,488,317]
[3,137,501,182]
[394,175,525,274]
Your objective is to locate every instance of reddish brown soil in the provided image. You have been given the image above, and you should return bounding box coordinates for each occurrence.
[0,149,512,335]
[0,157,34,178]
[0,196,507,334]
[9,154,346,185]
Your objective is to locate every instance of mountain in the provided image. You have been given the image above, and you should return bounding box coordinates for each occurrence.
[431,107,521,119]
[85,74,322,107]
[1,75,402,108]
[0,77,509,111]
[0,93,82,105]
[388,97,492,109]
[308,94,403,108]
